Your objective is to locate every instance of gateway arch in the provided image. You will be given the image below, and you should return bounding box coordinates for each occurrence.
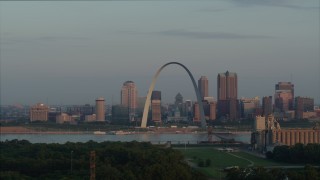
[141,62,206,128]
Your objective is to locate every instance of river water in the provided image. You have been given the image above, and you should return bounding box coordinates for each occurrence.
[1,133,251,144]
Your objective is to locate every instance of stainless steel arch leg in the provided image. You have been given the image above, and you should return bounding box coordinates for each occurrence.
[141,62,206,128]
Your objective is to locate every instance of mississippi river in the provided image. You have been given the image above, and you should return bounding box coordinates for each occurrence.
[1,133,251,144]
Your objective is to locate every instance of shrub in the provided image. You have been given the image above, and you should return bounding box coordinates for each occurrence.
[265,151,273,159]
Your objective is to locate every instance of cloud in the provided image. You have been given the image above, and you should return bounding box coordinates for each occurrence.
[0,36,88,45]
[154,29,273,39]
[197,8,227,13]
[36,36,88,41]
[228,0,319,10]
[118,29,273,39]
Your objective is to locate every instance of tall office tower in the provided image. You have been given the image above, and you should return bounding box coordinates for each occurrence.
[209,101,217,120]
[151,91,161,101]
[121,81,138,115]
[217,71,238,120]
[198,76,209,99]
[276,82,294,93]
[185,100,193,120]
[95,97,105,121]
[217,71,238,100]
[151,91,161,122]
[193,102,200,122]
[201,98,216,121]
[262,96,273,116]
[229,99,238,120]
[175,93,184,116]
[185,100,192,110]
[30,103,49,122]
[274,82,294,112]
[295,97,314,119]
[175,93,183,106]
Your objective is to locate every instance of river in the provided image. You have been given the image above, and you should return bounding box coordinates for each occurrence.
[1,132,251,144]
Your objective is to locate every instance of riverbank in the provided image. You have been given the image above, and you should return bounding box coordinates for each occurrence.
[0,126,252,135]
[0,126,198,135]
[0,126,86,134]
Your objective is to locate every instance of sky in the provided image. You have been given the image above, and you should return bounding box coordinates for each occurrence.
[0,0,319,105]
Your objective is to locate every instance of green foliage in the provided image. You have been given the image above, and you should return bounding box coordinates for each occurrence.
[226,166,320,180]
[0,171,31,180]
[179,147,299,179]
[0,139,205,180]
[269,168,287,180]
[193,156,197,160]
[265,151,273,159]
[205,158,211,166]
[304,164,320,180]
[198,159,205,167]
[271,143,320,164]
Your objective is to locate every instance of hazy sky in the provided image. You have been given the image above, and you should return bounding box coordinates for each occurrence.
[1,0,319,105]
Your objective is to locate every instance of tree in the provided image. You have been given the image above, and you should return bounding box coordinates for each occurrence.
[272,145,289,162]
[205,158,211,167]
[304,164,319,180]
[1,140,206,179]
[265,151,273,159]
[198,159,204,167]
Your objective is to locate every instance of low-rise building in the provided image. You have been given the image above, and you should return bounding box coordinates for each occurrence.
[251,114,320,151]
[30,103,49,122]
[85,114,96,122]
[56,113,73,124]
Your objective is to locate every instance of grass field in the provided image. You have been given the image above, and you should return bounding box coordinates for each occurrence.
[177,147,289,179]
[231,151,290,167]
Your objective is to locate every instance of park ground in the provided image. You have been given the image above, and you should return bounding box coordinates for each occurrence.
[175,146,292,179]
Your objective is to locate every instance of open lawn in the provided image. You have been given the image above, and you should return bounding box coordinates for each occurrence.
[231,151,291,167]
[177,147,289,179]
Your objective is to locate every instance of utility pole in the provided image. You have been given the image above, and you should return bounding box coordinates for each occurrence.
[90,151,96,180]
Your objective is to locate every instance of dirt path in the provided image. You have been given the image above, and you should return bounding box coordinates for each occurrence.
[227,152,254,167]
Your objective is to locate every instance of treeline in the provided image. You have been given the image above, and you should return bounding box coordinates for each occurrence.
[226,165,320,180]
[0,140,205,180]
[266,143,320,164]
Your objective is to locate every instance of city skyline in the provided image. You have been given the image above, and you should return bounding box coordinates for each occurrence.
[1,0,319,105]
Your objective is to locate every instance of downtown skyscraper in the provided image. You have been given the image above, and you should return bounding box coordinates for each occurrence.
[295,96,314,119]
[198,76,209,100]
[274,82,294,112]
[217,71,237,100]
[262,96,273,116]
[121,81,138,117]
[151,91,161,123]
[95,97,105,121]
[217,71,238,120]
